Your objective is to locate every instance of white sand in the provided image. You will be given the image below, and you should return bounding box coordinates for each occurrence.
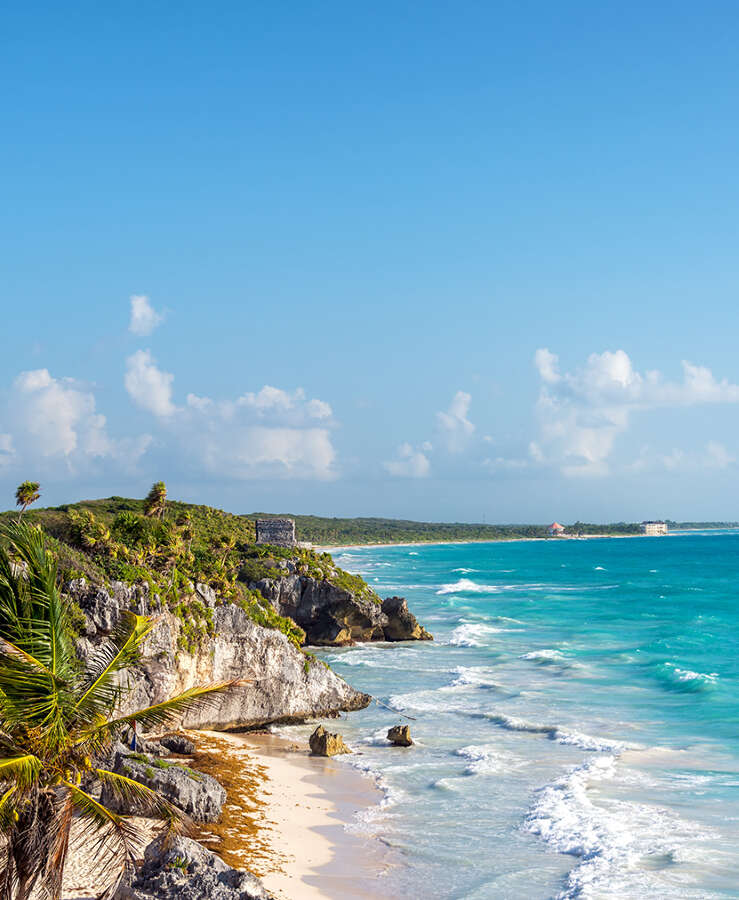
[202,730,388,900]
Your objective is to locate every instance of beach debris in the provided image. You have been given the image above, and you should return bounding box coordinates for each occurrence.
[309,724,352,756]
[117,834,274,899]
[160,733,196,755]
[387,724,413,747]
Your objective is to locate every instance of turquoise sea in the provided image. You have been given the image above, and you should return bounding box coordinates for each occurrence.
[297,532,739,899]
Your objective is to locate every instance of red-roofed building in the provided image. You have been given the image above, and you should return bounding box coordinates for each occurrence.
[548,522,566,536]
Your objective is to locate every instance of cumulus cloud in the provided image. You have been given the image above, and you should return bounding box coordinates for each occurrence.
[129,295,164,336]
[125,350,177,417]
[531,349,739,477]
[436,391,475,452]
[128,364,337,480]
[384,442,431,478]
[0,368,150,474]
[385,389,476,476]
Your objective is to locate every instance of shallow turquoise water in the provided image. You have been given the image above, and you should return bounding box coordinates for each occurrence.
[297,533,739,898]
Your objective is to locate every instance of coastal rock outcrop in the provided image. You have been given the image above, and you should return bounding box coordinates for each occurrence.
[118,835,273,900]
[309,725,351,756]
[381,596,433,641]
[252,574,433,646]
[102,747,226,822]
[68,579,371,731]
[159,733,195,755]
[387,724,413,746]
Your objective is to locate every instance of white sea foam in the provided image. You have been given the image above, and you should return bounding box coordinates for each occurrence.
[452,567,478,573]
[437,578,500,595]
[447,666,505,690]
[485,713,636,752]
[524,755,714,899]
[448,623,503,646]
[455,743,520,776]
[657,661,718,692]
[594,565,606,570]
[519,648,583,672]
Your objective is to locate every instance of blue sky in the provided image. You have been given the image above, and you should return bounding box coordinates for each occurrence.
[3,2,739,522]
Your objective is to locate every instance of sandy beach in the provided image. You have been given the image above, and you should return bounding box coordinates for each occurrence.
[316,533,643,553]
[58,729,389,900]
[191,730,390,900]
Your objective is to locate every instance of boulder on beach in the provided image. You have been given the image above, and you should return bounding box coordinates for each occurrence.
[387,724,413,746]
[308,724,351,756]
[159,733,196,755]
[101,748,226,822]
[116,834,273,900]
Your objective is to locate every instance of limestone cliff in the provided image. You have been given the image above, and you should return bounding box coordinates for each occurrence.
[69,579,370,730]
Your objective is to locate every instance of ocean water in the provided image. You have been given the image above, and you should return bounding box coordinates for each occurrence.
[287,533,739,899]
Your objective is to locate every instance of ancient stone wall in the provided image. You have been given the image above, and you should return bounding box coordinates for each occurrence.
[255,518,296,547]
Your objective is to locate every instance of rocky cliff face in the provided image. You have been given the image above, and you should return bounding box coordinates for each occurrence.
[68,579,370,730]
[252,571,433,645]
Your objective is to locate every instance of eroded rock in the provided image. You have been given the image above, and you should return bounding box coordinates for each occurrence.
[160,734,195,755]
[308,725,351,756]
[253,574,433,646]
[117,834,273,900]
[101,748,225,822]
[387,724,413,746]
[381,596,433,642]
[68,579,371,730]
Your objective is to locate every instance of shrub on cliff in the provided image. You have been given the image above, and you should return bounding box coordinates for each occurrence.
[0,521,232,900]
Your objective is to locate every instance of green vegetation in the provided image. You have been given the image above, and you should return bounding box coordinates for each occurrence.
[14,481,40,522]
[249,513,643,545]
[0,520,230,900]
[236,585,306,647]
[0,494,384,649]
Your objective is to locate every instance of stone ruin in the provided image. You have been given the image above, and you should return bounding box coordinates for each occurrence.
[255,517,296,548]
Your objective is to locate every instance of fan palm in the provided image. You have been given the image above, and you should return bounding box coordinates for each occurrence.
[143,482,167,522]
[13,484,40,524]
[0,521,231,900]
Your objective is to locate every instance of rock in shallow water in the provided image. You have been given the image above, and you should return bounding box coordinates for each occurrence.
[387,724,413,746]
[116,835,273,900]
[381,596,433,642]
[308,724,351,756]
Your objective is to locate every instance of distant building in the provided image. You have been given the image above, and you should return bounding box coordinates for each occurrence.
[641,521,668,536]
[548,522,566,536]
[255,518,296,547]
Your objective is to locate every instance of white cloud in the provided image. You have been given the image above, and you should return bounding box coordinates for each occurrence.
[129,364,337,480]
[129,295,164,336]
[704,440,735,469]
[0,368,150,474]
[125,350,177,417]
[531,348,739,477]
[384,442,431,478]
[436,390,475,452]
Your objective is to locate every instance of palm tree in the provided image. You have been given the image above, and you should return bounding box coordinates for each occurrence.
[143,482,167,521]
[0,521,231,900]
[14,483,40,523]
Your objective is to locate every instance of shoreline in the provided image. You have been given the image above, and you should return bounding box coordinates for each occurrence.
[316,533,646,553]
[195,729,391,900]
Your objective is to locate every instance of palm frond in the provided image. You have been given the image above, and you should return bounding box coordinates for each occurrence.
[73,612,154,724]
[94,768,187,827]
[0,754,42,790]
[64,781,145,892]
[0,785,17,829]
[97,680,235,734]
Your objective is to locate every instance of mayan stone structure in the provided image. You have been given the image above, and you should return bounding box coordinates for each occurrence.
[255,518,296,547]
